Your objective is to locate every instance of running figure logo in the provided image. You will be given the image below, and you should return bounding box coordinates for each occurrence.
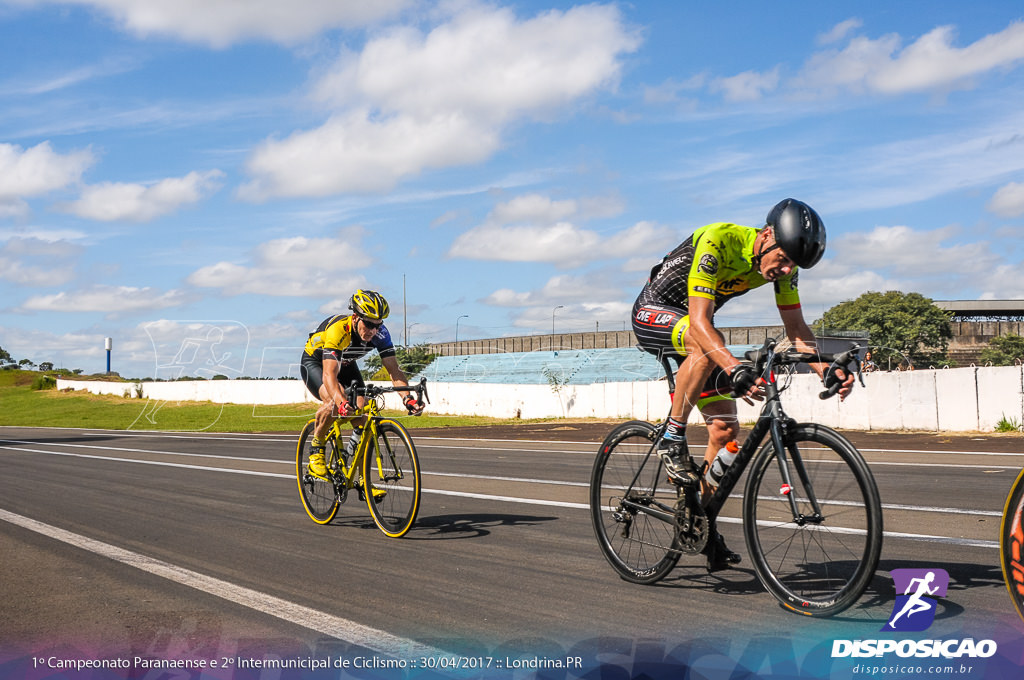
[882,568,949,632]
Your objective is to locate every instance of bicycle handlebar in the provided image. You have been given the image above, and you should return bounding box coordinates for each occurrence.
[344,377,430,410]
[742,339,866,401]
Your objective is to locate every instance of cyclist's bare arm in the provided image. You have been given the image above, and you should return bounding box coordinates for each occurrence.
[382,355,425,413]
[381,355,411,392]
[779,306,854,399]
[687,296,742,374]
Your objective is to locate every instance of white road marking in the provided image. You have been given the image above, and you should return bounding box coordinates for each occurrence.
[0,440,1001,548]
[0,508,448,658]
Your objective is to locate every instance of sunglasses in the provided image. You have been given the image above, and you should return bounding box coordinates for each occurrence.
[359,317,383,329]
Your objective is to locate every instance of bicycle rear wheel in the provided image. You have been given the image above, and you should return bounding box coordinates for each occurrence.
[743,423,882,617]
[590,420,681,584]
[363,419,421,538]
[1000,467,1024,622]
[295,420,340,524]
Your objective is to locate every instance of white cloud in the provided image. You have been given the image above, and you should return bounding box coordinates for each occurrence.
[797,20,1024,95]
[642,75,706,105]
[449,217,676,267]
[817,18,863,46]
[0,237,80,286]
[240,111,498,199]
[503,299,633,332]
[0,141,93,200]
[490,194,578,225]
[61,170,224,222]
[448,191,674,267]
[187,228,370,296]
[485,273,625,307]
[241,3,640,199]
[0,325,113,367]
[988,182,1024,218]
[449,221,599,265]
[14,0,410,48]
[834,224,998,276]
[20,285,187,313]
[711,66,780,102]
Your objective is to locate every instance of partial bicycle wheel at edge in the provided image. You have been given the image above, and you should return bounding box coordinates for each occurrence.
[363,419,421,538]
[999,467,1024,622]
[743,423,882,617]
[295,419,340,524]
[590,420,681,584]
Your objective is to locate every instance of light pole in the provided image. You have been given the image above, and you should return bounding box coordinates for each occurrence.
[407,322,421,347]
[552,305,564,336]
[455,315,468,344]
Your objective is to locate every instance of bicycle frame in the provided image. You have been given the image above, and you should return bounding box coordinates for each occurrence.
[327,380,420,486]
[651,340,859,524]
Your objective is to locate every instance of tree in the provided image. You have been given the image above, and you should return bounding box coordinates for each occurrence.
[362,344,437,380]
[18,358,36,369]
[38,361,54,372]
[815,291,952,369]
[0,346,13,365]
[980,334,1024,366]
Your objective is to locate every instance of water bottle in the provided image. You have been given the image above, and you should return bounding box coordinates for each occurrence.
[705,440,739,487]
[343,430,360,463]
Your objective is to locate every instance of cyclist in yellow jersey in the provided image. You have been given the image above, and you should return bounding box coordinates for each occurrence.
[632,198,853,570]
[300,290,424,476]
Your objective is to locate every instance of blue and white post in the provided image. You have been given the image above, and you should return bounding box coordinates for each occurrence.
[105,337,112,374]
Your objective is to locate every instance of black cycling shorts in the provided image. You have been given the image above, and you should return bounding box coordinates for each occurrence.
[631,297,731,406]
[300,354,365,400]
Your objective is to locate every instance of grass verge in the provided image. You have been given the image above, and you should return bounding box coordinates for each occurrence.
[0,371,550,433]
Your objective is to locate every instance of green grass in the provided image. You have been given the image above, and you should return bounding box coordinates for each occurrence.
[996,414,1023,434]
[0,371,542,432]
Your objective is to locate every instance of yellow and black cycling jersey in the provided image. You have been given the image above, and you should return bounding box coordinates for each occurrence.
[637,222,801,312]
[303,314,396,365]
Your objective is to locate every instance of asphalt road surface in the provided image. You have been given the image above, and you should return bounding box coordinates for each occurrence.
[2,423,1023,677]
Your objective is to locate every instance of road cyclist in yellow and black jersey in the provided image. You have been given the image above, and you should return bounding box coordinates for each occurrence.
[631,198,854,570]
[300,289,425,477]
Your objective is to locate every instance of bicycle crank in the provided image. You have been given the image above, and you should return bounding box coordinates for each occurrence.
[674,491,709,554]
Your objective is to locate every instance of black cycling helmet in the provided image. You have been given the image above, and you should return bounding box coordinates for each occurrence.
[766,198,826,269]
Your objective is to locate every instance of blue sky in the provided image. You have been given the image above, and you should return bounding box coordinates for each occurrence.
[1,0,1023,379]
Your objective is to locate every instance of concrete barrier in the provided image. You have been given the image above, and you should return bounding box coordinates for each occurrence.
[56,363,1024,432]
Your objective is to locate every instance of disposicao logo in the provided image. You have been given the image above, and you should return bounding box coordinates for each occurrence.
[831,567,997,661]
[882,568,949,632]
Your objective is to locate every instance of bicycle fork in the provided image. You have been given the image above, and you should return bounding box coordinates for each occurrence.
[768,409,824,526]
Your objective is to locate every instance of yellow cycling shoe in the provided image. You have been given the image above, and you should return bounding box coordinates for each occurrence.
[357,483,387,503]
[307,449,327,477]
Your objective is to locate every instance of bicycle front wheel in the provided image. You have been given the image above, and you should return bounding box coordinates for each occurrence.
[363,419,421,538]
[1000,467,1024,622]
[743,423,882,617]
[590,420,681,584]
[295,420,339,525]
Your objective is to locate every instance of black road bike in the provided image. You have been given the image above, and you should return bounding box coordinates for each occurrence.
[590,338,883,617]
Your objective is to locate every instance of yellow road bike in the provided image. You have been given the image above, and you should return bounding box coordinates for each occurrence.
[295,379,428,538]
[1000,466,1024,622]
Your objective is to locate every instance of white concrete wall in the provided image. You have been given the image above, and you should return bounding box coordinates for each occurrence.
[57,378,319,406]
[57,364,1024,432]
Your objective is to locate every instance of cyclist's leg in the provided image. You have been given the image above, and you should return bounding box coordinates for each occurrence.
[697,391,739,472]
[300,356,336,441]
[336,363,367,462]
[300,356,333,476]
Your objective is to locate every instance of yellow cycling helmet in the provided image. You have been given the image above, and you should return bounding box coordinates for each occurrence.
[349,289,390,322]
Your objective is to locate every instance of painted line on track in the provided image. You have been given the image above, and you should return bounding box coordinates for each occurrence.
[0,508,448,658]
[1,443,999,548]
